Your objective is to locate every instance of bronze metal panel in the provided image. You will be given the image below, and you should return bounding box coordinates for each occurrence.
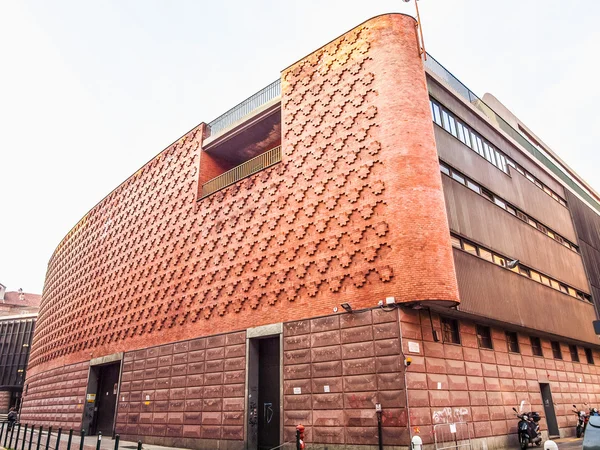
[443,176,589,291]
[436,128,577,242]
[453,248,598,343]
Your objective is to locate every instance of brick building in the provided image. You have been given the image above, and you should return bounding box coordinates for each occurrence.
[20,14,600,450]
[0,284,40,414]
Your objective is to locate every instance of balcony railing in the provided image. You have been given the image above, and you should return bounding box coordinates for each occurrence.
[424,53,600,214]
[201,146,282,198]
[207,79,281,138]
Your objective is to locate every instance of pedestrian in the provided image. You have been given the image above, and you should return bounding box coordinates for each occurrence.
[7,407,16,431]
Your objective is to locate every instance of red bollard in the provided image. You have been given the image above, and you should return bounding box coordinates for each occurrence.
[295,424,305,450]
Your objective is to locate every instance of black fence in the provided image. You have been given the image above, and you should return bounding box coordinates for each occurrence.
[0,422,142,450]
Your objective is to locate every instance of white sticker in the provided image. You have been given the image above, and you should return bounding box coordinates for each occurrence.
[122,397,125,402]
[145,395,150,401]
[324,385,330,393]
[450,424,457,433]
[408,341,420,353]
[437,382,442,390]
[293,387,301,395]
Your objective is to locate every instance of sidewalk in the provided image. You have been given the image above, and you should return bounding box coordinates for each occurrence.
[0,427,191,450]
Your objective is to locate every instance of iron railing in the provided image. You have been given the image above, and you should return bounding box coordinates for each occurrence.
[208,79,281,138]
[201,146,282,198]
[424,53,600,214]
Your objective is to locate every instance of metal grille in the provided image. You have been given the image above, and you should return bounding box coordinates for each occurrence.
[425,53,600,214]
[201,146,282,198]
[433,422,472,450]
[208,79,281,137]
[0,318,35,388]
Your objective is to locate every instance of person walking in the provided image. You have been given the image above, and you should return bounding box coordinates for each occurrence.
[7,407,16,430]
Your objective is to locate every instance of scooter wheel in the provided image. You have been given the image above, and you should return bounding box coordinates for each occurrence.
[577,427,582,438]
[535,440,542,447]
[520,438,529,450]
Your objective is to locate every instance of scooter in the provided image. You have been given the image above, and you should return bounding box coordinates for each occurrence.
[513,407,542,449]
[573,404,589,438]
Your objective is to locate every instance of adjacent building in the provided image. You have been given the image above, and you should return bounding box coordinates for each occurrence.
[0,284,40,413]
[20,13,600,450]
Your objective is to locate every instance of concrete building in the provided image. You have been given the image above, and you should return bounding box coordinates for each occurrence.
[20,14,600,450]
[0,284,40,413]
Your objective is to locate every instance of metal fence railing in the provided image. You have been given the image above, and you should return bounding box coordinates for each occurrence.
[0,421,142,450]
[425,53,600,214]
[208,79,281,138]
[433,421,472,450]
[201,145,282,198]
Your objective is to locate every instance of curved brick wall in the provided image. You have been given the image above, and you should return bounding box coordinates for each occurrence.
[27,14,458,381]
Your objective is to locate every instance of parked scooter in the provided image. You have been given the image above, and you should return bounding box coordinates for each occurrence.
[513,407,542,449]
[573,404,589,438]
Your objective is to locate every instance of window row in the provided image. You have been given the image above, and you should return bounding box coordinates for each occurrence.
[439,317,595,364]
[450,233,592,303]
[440,161,579,253]
[430,98,567,207]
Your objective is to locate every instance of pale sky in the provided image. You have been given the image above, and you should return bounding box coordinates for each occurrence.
[1,0,599,294]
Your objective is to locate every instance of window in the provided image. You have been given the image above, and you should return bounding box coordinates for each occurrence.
[467,180,480,194]
[530,271,541,283]
[441,317,460,344]
[477,325,493,349]
[493,254,506,267]
[494,197,506,209]
[506,205,517,215]
[540,275,551,286]
[506,331,520,353]
[440,163,450,176]
[463,242,478,256]
[452,172,465,184]
[432,102,442,125]
[479,248,493,262]
[585,348,595,364]
[531,337,543,357]
[570,344,580,362]
[551,341,562,359]
[451,236,461,248]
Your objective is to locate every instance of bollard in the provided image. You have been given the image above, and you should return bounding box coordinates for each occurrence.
[66,429,73,450]
[35,425,43,450]
[28,425,35,450]
[95,432,102,450]
[113,434,120,450]
[295,424,305,450]
[137,440,142,450]
[544,440,558,450]
[78,429,85,450]
[8,422,16,449]
[21,424,28,450]
[411,435,423,450]
[56,427,62,450]
[44,426,53,450]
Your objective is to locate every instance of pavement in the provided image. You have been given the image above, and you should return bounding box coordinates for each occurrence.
[554,437,584,450]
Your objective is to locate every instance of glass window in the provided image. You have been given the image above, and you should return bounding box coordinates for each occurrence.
[494,198,506,209]
[550,279,561,290]
[531,337,543,357]
[467,180,480,193]
[530,271,541,283]
[483,142,492,161]
[516,166,525,176]
[506,331,520,353]
[551,192,559,201]
[442,111,451,132]
[448,116,457,137]
[493,255,506,267]
[441,317,460,344]
[534,180,543,189]
[506,205,517,215]
[526,173,535,183]
[559,284,569,294]
[463,242,478,255]
[481,189,494,202]
[568,287,578,297]
[543,186,553,196]
[457,123,465,142]
[462,125,472,148]
[475,136,485,156]
[432,103,442,125]
[476,325,493,349]
[585,348,595,364]
[536,223,547,234]
[527,218,537,228]
[440,163,450,176]
[570,344,580,362]
[551,341,563,360]
[518,266,530,276]
[559,199,567,207]
[540,275,551,286]
[452,172,466,184]
[451,236,461,248]
[479,248,493,262]
[547,230,555,239]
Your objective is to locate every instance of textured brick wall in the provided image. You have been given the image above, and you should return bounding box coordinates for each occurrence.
[20,362,89,429]
[400,308,600,444]
[283,309,408,446]
[0,391,11,413]
[116,330,245,443]
[27,13,456,382]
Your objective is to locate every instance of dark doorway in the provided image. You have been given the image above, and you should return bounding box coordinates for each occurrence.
[247,336,280,450]
[89,363,120,436]
[540,383,559,437]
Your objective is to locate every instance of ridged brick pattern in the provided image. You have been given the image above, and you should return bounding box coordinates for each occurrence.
[115,331,245,442]
[19,362,89,429]
[283,309,408,446]
[400,308,600,444]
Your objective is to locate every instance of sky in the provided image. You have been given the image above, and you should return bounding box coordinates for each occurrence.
[1,0,599,294]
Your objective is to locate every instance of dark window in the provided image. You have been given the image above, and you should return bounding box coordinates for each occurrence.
[570,345,580,362]
[441,317,460,344]
[506,331,520,353]
[551,341,562,360]
[585,348,595,365]
[476,325,493,349]
[531,337,543,357]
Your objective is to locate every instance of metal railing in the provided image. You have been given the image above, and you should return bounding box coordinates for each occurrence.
[201,145,282,198]
[208,79,281,138]
[425,53,600,214]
